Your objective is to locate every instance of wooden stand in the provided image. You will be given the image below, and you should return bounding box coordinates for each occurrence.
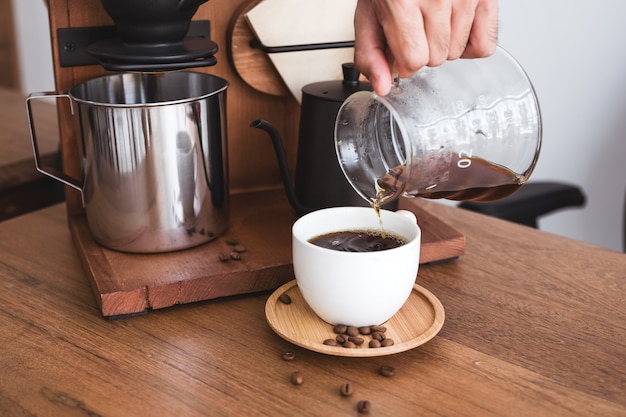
[45,0,465,318]
[70,190,464,318]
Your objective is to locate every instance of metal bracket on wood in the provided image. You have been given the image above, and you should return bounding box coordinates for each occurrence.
[249,38,354,54]
[57,20,211,67]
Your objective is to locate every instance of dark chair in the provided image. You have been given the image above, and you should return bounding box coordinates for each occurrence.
[459,182,586,229]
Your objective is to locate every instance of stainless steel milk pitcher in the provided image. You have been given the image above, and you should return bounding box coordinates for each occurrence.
[27,71,229,253]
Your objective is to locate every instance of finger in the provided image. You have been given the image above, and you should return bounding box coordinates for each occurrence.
[420,0,453,66]
[356,47,393,96]
[462,0,498,58]
[372,0,429,78]
[449,0,477,60]
[354,0,393,95]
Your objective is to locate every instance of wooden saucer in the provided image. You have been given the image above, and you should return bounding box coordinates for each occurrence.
[265,280,445,357]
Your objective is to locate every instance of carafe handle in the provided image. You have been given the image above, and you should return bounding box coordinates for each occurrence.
[26,92,83,194]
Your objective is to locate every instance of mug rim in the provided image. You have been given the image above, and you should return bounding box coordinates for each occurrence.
[292,206,420,255]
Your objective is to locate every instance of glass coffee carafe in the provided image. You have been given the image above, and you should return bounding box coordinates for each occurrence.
[334,46,542,208]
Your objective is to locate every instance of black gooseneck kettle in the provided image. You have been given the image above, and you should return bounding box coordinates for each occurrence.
[252,63,393,216]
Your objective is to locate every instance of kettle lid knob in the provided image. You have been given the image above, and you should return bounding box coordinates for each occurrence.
[301,63,372,102]
[342,62,360,87]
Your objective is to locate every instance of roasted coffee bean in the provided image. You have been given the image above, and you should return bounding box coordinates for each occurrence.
[348,336,364,346]
[282,351,295,361]
[379,365,395,377]
[291,371,303,385]
[335,334,347,345]
[369,339,381,348]
[357,400,371,414]
[323,338,338,346]
[333,324,348,334]
[233,244,246,253]
[278,293,292,304]
[358,326,372,335]
[339,383,353,397]
[229,252,242,260]
[371,331,386,342]
[370,325,387,333]
[381,338,395,347]
[218,253,230,262]
[343,341,357,349]
[347,326,359,337]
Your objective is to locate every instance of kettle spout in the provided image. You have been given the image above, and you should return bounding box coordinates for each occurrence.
[250,119,311,215]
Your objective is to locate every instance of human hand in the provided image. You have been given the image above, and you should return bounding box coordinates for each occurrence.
[354,0,499,96]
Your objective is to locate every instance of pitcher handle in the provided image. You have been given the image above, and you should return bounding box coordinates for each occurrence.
[26,92,83,193]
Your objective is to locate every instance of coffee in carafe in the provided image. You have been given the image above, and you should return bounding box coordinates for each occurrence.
[377,155,524,203]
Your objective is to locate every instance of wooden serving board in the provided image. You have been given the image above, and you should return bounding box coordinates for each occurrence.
[69,189,464,318]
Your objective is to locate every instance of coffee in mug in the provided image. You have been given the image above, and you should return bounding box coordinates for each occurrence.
[308,230,407,252]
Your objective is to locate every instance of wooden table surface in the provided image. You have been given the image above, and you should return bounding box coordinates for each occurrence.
[1,200,625,416]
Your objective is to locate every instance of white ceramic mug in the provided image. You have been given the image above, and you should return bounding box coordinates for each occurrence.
[292,207,421,327]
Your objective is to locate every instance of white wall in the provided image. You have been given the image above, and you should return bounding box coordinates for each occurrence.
[498,0,626,252]
[13,0,626,252]
[12,0,55,93]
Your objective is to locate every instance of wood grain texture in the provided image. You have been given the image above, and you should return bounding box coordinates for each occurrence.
[69,189,465,317]
[227,0,291,96]
[0,0,20,89]
[1,201,625,416]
